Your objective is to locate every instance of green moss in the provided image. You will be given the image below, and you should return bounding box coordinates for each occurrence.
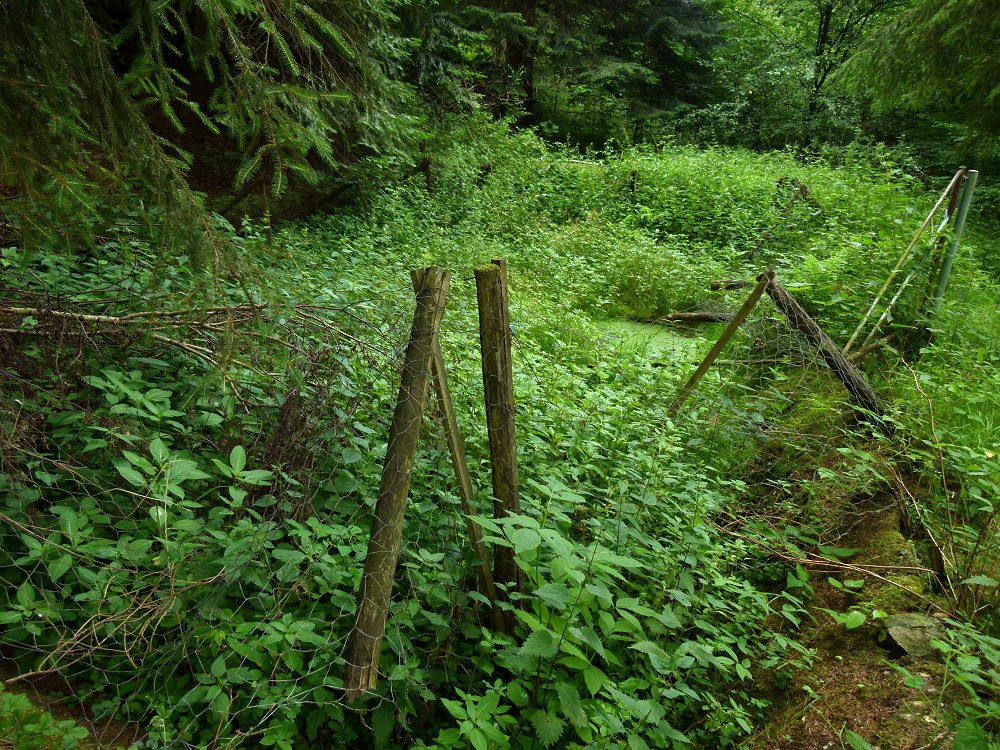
[863,527,918,567]
[866,574,926,613]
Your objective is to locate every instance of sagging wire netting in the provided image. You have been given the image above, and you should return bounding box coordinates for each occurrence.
[666,295,847,451]
[668,163,971,449]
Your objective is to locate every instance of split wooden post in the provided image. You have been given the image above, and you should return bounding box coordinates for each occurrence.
[668,273,771,416]
[343,267,450,703]
[915,171,968,318]
[762,273,885,421]
[931,169,979,315]
[410,270,503,631]
[475,259,522,604]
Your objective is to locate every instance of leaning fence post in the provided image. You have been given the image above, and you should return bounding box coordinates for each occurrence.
[668,273,771,416]
[762,272,885,422]
[410,270,504,632]
[343,266,450,703]
[475,260,522,607]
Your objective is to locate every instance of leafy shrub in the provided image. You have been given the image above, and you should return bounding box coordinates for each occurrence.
[0,685,90,749]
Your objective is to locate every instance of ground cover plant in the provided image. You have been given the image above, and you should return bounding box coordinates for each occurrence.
[1,117,999,749]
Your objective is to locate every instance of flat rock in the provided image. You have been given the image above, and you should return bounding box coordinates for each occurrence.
[879,613,943,660]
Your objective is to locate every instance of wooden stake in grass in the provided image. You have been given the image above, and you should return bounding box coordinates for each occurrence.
[343,266,450,703]
[668,273,771,416]
[475,259,522,604]
[410,269,503,631]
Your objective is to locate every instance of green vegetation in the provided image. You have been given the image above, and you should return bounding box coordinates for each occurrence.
[3,117,999,747]
[2,2,1000,748]
[0,684,90,749]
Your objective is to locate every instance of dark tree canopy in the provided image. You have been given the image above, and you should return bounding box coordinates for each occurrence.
[0,0,415,261]
[841,0,1000,134]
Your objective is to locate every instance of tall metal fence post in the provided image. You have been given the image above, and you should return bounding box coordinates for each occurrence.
[931,170,979,315]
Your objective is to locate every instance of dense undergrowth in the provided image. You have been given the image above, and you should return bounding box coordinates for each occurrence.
[1,117,998,748]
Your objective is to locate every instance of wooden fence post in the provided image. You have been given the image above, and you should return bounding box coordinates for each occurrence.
[762,272,885,421]
[668,274,770,416]
[410,270,503,631]
[343,267,450,703]
[475,260,522,605]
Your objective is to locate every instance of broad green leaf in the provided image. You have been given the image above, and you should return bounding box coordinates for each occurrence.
[122,450,155,474]
[149,437,169,463]
[114,461,146,487]
[273,548,306,564]
[211,654,227,678]
[960,575,998,587]
[843,611,866,630]
[468,728,488,750]
[149,506,167,527]
[47,554,72,582]
[16,583,35,606]
[241,469,273,485]
[662,723,692,744]
[583,666,606,696]
[440,698,465,720]
[436,729,463,745]
[511,528,541,554]
[341,446,364,464]
[230,445,247,473]
[529,709,565,748]
[631,640,672,673]
[507,681,530,707]
[534,582,571,609]
[520,629,558,660]
[570,625,607,659]
[658,605,682,629]
[55,507,84,535]
[844,729,872,749]
[953,718,990,750]
[555,681,587,727]
[168,459,210,483]
[372,701,394,749]
[282,649,303,671]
